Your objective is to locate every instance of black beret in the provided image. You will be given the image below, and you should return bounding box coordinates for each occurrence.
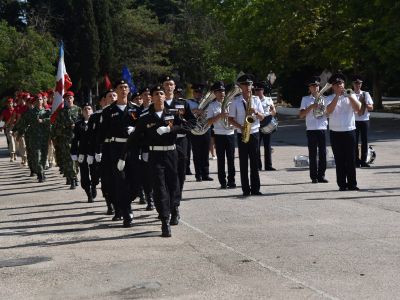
[131,91,140,98]
[328,73,346,84]
[305,76,321,86]
[160,75,174,83]
[139,87,150,94]
[174,86,183,93]
[100,89,114,100]
[352,75,363,83]
[81,102,92,109]
[150,85,164,95]
[237,74,255,84]
[113,79,128,88]
[210,81,225,91]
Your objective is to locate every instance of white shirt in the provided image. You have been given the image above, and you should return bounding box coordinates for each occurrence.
[325,94,356,132]
[259,96,274,116]
[300,95,328,130]
[206,100,234,135]
[187,99,200,111]
[354,90,373,121]
[229,95,264,134]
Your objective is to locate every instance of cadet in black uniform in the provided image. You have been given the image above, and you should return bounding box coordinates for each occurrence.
[71,103,98,202]
[122,85,183,237]
[87,90,117,214]
[96,80,140,227]
[162,76,196,222]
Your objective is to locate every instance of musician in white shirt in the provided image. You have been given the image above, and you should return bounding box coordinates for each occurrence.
[325,73,361,191]
[352,75,374,167]
[207,81,236,189]
[229,74,265,196]
[299,76,329,183]
[254,81,276,171]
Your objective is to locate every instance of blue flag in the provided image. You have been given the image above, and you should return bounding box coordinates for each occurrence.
[121,65,137,94]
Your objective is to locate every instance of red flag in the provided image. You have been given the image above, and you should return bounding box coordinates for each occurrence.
[104,74,112,90]
[51,43,72,123]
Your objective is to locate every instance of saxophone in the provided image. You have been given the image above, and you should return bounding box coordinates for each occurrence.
[241,89,255,143]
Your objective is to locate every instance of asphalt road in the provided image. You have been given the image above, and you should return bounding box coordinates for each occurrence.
[0,115,399,300]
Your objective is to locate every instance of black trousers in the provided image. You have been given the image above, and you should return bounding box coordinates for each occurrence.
[139,158,152,194]
[176,136,188,203]
[186,136,192,173]
[355,120,369,163]
[100,143,112,205]
[190,131,211,179]
[237,132,260,193]
[258,132,272,169]
[78,159,98,191]
[109,142,132,220]
[149,150,179,219]
[330,130,357,189]
[126,149,142,199]
[306,130,327,180]
[214,134,235,186]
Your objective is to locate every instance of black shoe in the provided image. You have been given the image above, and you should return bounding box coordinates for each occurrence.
[220,184,227,189]
[106,207,114,215]
[339,187,347,191]
[186,170,193,175]
[146,193,155,211]
[170,207,180,225]
[91,185,97,199]
[30,171,36,177]
[360,162,370,168]
[138,189,146,204]
[312,179,318,183]
[70,178,76,190]
[37,173,44,183]
[251,191,263,196]
[66,178,71,185]
[112,215,122,221]
[227,183,237,189]
[123,218,132,228]
[146,202,155,211]
[202,176,214,181]
[265,167,276,171]
[348,186,360,191]
[161,219,171,237]
[87,195,94,203]
[242,191,250,197]
[318,178,329,183]
[196,177,202,182]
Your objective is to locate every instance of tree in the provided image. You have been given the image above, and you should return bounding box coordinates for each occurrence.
[0,21,56,97]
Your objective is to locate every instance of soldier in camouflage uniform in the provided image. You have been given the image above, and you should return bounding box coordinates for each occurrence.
[54,91,82,189]
[14,94,51,182]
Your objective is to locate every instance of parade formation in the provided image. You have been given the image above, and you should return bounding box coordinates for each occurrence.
[0,71,375,238]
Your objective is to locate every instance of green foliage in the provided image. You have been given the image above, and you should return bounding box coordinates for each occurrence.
[0,21,56,97]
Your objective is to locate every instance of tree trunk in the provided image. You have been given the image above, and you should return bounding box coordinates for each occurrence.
[372,67,383,109]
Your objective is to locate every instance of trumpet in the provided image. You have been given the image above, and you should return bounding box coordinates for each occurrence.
[343,88,354,97]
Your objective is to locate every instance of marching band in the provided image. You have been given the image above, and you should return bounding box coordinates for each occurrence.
[1,72,376,237]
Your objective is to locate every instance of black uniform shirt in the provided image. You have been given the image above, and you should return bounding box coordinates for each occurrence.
[71,119,90,156]
[165,99,196,127]
[96,102,140,154]
[86,110,102,156]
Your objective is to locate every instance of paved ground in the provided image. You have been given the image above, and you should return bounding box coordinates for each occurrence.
[0,115,399,300]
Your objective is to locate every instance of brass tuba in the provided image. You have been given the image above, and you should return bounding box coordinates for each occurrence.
[241,88,255,143]
[312,83,332,119]
[221,85,241,130]
[190,90,216,135]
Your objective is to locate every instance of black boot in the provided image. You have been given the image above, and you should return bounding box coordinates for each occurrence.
[138,188,146,204]
[42,172,46,181]
[66,178,71,185]
[123,214,133,228]
[170,207,180,226]
[85,188,93,203]
[30,170,36,177]
[161,218,171,237]
[145,193,155,211]
[105,198,114,215]
[91,184,97,199]
[37,173,44,183]
[69,178,76,190]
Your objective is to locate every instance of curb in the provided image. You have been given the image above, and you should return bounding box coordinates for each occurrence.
[276,107,400,119]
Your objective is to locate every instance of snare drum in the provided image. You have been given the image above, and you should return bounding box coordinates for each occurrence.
[260,115,278,134]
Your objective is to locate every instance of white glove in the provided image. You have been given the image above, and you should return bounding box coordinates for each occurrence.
[127,126,135,135]
[95,153,102,162]
[78,154,85,163]
[117,159,125,171]
[87,155,94,165]
[142,152,149,162]
[70,154,78,161]
[156,126,171,135]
